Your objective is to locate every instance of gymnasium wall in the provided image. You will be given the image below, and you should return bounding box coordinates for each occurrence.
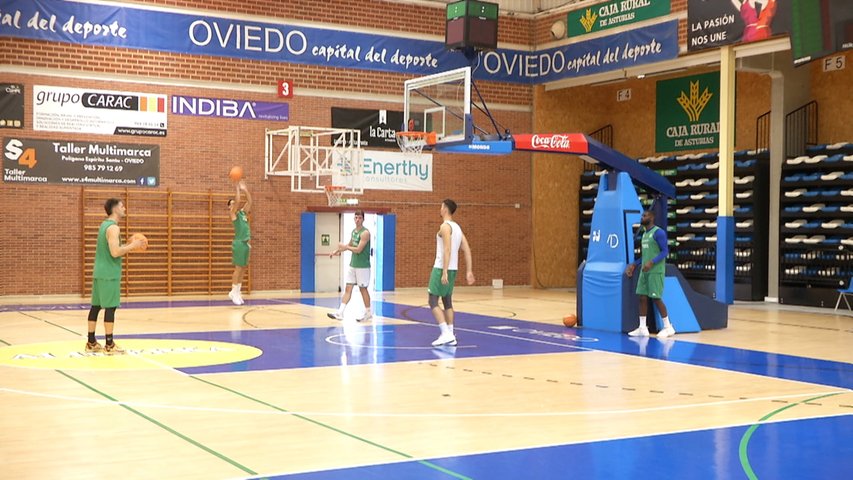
[0,0,534,296]
[810,50,853,144]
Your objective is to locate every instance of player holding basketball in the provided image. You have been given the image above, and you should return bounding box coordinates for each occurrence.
[85,198,145,354]
[328,210,373,321]
[228,179,252,305]
[430,199,475,346]
[625,210,675,338]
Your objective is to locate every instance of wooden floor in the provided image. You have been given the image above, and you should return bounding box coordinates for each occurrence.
[0,287,850,479]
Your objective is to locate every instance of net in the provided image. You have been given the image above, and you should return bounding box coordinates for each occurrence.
[324,185,345,206]
[396,131,437,155]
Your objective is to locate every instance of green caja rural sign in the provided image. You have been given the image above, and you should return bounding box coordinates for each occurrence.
[567,0,671,38]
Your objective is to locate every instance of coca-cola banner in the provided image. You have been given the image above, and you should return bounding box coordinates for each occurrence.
[513,133,589,154]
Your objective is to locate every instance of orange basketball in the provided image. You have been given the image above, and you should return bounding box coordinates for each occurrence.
[562,314,578,328]
[130,233,148,252]
[229,166,243,182]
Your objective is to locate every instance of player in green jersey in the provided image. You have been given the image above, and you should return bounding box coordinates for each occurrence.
[228,179,252,305]
[328,210,373,321]
[625,210,675,338]
[86,198,145,354]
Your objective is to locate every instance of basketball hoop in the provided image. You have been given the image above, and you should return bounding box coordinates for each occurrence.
[324,185,346,206]
[396,131,437,155]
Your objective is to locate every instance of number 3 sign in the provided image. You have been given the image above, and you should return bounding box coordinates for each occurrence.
[277,79,293,98]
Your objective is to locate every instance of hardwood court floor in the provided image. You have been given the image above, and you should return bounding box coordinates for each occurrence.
[0,287,850,479]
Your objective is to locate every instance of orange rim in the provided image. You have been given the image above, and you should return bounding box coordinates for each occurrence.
[324,185,345,191]
[396,131,437,145]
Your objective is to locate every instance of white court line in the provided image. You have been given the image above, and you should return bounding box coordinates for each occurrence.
[0,386,847,418]
[449,323,853,390]
[242,409,853,480]
[324,334,478,350]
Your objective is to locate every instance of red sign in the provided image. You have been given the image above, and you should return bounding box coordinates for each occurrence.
[513,133,588,154]
[277,80,293,98]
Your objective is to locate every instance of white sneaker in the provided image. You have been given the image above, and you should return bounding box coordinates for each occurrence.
[431,333,457,346]
[228,291,242,305]
[628,326,649,337]
[657,325,676,338]
[326,312,343,320]
[357,312,373,322]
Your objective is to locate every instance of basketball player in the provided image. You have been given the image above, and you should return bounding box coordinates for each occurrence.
[429,199,475,346]
[328,210,372,321]
[228,179,252,305]
[85,198,145,354]
[625,209,675,338]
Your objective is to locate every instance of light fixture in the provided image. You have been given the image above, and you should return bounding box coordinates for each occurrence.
[550,20,566,39]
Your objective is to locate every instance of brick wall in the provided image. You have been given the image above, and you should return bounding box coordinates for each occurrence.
[1,69,531,295]
[0,0,535,296]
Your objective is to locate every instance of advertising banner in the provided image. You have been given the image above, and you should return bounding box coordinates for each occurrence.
[655,72,721,152]
[0,0,678,84]
[331,108,403,149]
[363,150,432,191]
[33,85,167,136]
[568,0,670,38]
[0,84,25,129]
[687,0,791,52]
[3,137,160,186]
[171,95,289,121]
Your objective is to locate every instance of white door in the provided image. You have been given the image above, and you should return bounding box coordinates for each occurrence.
[314,213,341,292]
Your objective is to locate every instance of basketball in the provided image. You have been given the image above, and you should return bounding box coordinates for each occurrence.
[562,314,577,328]
[130,233,148,252]
[229,166,243,182]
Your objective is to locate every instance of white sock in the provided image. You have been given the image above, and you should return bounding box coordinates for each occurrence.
[364,308,372,316]
[439,323,450,335]
[662,316,671,328]
[230,284,239,294]
[337,303,347,314]
[236,283,242,295]
[639,316,647,329]
[448,324,454,334]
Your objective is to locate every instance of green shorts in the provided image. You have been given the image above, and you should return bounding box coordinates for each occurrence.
[428,268,457,297]
[91,278,121,308]
[232,240,250,267]
[636,271,664,299]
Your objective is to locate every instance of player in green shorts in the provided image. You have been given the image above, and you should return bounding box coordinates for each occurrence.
[429,199,475,347]
[86,198,145,354]
[625,210,675,338]
[228,179,252,305]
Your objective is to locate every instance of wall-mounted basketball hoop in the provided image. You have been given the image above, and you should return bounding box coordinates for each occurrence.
[324,185,346,206]
[395,131,437,155]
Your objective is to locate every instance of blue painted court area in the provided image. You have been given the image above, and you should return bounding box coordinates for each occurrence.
[265,414,853,480]
[8,295,849,387]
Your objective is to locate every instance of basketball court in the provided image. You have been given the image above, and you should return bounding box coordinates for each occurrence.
[2,1,852,479]
[1,289,850,479]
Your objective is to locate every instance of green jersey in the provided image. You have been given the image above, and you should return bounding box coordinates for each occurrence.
[93,219,122,280]
[640,226,665,275]
[233,210,250,242]
[349,227,370,268]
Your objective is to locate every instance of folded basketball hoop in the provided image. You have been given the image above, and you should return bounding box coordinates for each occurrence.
[324,185,345,206]
[396,131,437,154]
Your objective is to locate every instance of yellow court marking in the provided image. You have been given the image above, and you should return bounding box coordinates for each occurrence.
[0,339,262,370]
